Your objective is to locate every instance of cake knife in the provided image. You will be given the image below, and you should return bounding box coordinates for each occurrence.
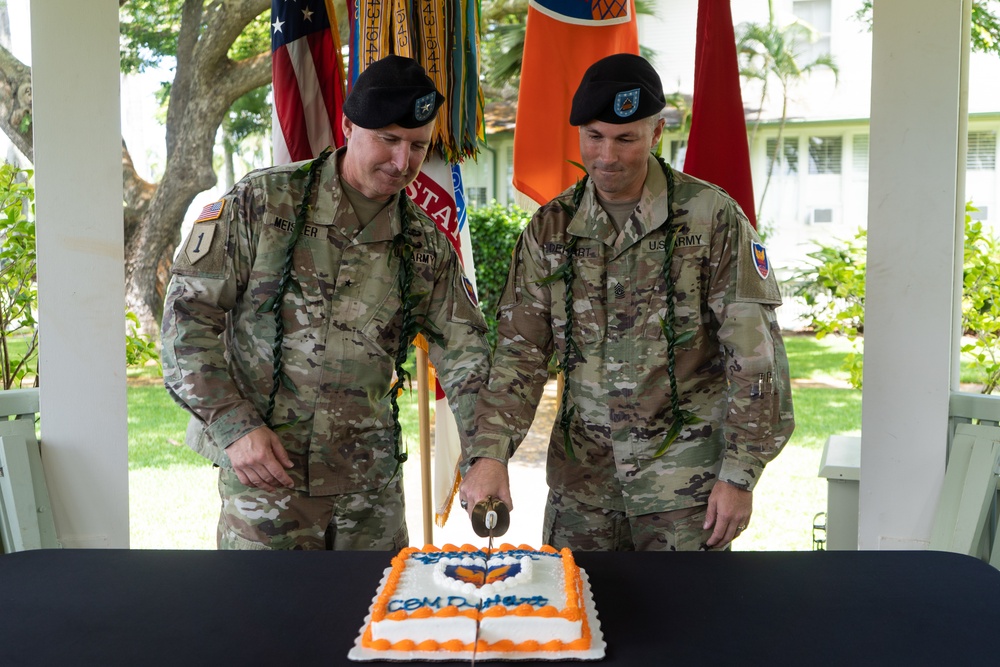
[469,496,509,665]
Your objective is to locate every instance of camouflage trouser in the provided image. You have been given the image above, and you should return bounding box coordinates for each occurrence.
[542,489,725,552]
[216,469,409,550]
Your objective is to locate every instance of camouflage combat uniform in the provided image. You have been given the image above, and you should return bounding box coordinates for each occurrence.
[469,155,794,548]
[162,148,490,549]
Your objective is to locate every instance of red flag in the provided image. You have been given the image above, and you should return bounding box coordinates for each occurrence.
[408,159,478,527]
[684,0,757,227]
[271,0,346,164]
[513,1,639,207]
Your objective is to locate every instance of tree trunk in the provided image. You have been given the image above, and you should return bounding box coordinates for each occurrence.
[0,0,273,339]
[125,0,272,337]
[0,43,33,161]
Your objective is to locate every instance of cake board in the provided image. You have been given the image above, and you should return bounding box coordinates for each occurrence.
[347,569,606,662]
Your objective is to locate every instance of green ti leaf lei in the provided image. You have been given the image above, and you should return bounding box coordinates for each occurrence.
[651,155,702,456]
[256,151,430,490]
[536,177,588,461]
[383,194,442,489]
[544,157,701,461]
[260,148,332,428]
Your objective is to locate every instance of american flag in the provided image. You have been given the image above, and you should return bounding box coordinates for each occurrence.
[194,200,224,223]
[271,0,346,164]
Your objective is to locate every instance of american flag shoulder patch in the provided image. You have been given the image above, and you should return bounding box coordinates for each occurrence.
[194,200,225,223]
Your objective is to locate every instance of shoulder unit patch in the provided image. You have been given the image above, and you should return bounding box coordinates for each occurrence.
[752,241,770,279]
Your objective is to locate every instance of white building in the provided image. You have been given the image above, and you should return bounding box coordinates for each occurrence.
[464,0,1000,279]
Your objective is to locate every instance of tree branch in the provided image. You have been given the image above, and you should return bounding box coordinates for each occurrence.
[0,43,33,160]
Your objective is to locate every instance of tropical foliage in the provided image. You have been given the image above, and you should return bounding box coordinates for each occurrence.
[793,205,1000,394]
[468,202,531,347]
[0,164,159,390]
[0,163,38,389]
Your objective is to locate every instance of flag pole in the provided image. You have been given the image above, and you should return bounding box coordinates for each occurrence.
[416,346,433,545]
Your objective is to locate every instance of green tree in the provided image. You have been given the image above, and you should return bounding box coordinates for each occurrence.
[118,0,272,336]
[468,202,531,348]
[792,228,866,389]
[0,163,159,389]
[962,218,1000,393]
[0,0,274,338]
[736,0,838,222]
[794,205,1000,394]
[0,163,38,389]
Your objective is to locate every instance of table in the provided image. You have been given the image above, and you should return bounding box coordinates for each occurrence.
[1,549,997,666]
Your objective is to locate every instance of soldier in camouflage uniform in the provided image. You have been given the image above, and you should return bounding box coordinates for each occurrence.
[460,54,794,551]
[161,55,490,550]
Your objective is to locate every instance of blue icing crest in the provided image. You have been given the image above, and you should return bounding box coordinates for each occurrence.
[443,561,522,586]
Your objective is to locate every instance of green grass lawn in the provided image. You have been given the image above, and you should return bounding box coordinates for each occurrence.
[128,334,864,551]
[127,379,425,549]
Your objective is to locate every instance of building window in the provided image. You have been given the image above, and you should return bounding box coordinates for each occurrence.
[766,137,799,176]
[809,136,842,174]
[852,135,869,174]
[792,0,832,62]
[968,131,997,170]
[467,186,488,208]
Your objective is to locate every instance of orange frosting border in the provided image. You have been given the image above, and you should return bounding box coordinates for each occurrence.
[360,543,591,653]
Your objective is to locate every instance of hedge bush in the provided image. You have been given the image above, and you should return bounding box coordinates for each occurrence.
[468,202,532,348]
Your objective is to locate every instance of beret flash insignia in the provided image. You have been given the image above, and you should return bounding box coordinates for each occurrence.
[614,88,640,118]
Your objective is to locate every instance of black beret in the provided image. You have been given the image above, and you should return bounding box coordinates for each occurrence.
[343,55,445,129]
[569,53,666,126]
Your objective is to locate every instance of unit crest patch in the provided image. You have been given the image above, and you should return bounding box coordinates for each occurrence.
[462,275,479,307]
[752,241,770,279]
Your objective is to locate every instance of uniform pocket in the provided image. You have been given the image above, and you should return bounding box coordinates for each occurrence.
[642,253,703,345]
[358,282,404,359]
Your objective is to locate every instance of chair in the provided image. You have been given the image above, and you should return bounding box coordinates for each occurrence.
[929,392,1000,566]
[0,388,59,552]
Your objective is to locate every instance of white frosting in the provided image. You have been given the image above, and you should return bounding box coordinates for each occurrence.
[371,548,584,649]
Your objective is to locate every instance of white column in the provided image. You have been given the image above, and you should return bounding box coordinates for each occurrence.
[30,0,128,547]
[859,0,969,550]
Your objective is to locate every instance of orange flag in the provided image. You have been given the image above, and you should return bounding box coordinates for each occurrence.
[683,0,757,227]
[513,1,639,206]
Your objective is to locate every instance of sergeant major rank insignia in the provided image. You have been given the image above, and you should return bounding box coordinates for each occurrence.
[186,200,224,264]
[752,241,770,279]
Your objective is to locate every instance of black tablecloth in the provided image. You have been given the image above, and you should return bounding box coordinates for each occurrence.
[0,548,998,666]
